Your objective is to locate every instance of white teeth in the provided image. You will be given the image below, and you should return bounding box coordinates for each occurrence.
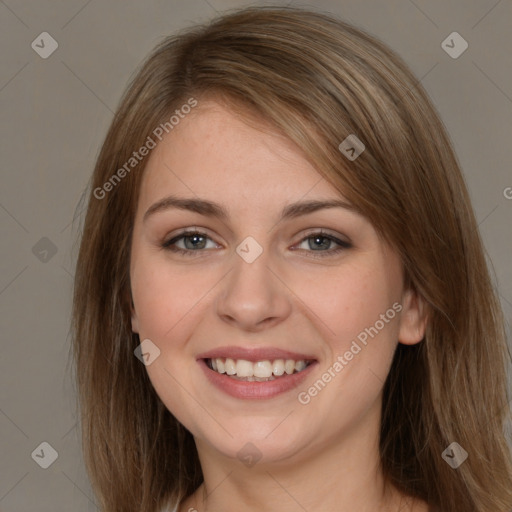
[253,360,272,378]
[209,357,311,378]
[225,358,236,375]
[273,359,285,376]
[236,359,254,377]
[295,360,306,372]
[284,360,295,374]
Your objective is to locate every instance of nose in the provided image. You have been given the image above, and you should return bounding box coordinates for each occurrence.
[215,245,292,333]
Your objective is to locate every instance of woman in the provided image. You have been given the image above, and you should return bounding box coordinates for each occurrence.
[72,6,512,511]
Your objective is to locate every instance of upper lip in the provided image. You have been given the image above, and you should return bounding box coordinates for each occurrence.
[197,346,317,363]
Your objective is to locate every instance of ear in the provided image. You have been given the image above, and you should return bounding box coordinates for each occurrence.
[130,294,139,334]
[398,287,428,345]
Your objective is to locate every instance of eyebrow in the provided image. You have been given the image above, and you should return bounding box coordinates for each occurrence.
[143,195,359,223]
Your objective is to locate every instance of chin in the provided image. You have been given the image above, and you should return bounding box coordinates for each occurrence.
[192,414,318,467]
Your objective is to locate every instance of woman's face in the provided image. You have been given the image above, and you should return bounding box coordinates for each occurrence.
[130,99,426,466]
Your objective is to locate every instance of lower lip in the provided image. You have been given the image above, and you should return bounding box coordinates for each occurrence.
[198,359,317,399]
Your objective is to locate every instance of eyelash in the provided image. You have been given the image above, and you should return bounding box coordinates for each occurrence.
[161,229,352,258]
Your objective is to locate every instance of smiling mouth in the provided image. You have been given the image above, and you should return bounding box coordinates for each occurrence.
[205,357,315,381]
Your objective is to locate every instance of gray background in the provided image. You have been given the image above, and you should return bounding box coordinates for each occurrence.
[1,0,511,510]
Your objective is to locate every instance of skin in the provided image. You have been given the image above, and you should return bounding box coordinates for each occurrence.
[130,99,429,512]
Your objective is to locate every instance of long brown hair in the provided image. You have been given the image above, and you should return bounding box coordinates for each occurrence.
[71,6,512,511]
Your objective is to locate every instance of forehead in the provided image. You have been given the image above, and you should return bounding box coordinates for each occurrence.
[138,100,344,209]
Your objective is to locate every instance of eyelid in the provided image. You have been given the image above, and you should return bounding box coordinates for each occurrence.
[290,229,352,258]
[161,227,220,249]
[161,227,352,258]
[297,227,351,244]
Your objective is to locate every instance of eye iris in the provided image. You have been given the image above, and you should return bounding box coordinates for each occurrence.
[309,235,331,251]
[185,234,206,250]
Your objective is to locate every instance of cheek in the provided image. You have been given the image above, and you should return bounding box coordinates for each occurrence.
[130,256,209,422]
[131,253,218,347]
[298,265,401,425]
[131,264,175,340]
[295,259,400,353]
